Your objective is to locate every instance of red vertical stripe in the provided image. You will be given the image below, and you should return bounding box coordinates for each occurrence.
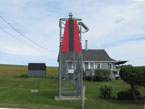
[74,20,82,52]
[61,20,69,52]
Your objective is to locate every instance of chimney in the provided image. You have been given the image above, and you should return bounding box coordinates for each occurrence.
[85,40,88,51]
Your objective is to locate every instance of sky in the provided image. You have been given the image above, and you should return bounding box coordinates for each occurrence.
[0,0,145,67]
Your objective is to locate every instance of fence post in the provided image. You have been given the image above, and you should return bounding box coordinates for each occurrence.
[82,86,85,109]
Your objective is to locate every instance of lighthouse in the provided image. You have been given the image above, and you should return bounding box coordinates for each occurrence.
[55,12,89,100]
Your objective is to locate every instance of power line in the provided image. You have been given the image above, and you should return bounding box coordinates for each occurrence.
[0,28,27,44]
[0,28,38,49]
[0,16,57,54]
[0,28,57,55]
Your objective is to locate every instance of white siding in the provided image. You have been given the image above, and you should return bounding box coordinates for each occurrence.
[88,63,90,69]
[100,63,102,69]
[28,70,46,77]
[90,62,94,69]
[83,62,85,71]
[67,61,116,73]
[94,63,96,69]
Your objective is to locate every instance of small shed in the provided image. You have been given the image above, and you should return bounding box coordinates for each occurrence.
[28,63,46,77]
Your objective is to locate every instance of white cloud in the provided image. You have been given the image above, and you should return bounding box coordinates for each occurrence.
[106,40,145,66]
[134,0,145,1]
[0,0,145,66]
[84,1,145,47]
[114,17,125,23]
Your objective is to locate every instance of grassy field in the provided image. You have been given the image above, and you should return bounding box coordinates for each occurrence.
[0,64,145,109]
[0,64,58,77]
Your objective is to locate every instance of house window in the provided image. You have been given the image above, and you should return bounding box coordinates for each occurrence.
[97,64,100,69]
[85,62,88,70]
[90,63,94,69]
[109,64,112,69]
[68,62,73,69]
[102,63,108,69]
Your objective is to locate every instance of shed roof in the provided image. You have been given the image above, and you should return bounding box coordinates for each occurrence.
[28,63,46,70]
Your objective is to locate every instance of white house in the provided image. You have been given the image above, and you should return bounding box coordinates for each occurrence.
[58,49,127,79]
[67,49,116,71]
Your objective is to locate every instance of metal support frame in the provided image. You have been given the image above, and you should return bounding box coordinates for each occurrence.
[57,13,88,100]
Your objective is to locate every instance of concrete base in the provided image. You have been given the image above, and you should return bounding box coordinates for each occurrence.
[55,96,85,100]
[30,89,39,93]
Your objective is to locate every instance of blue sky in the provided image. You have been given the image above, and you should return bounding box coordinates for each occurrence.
[0,0,145,66]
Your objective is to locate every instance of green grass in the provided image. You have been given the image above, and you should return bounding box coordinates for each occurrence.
[0,64,58,77]
[0,64,145,109]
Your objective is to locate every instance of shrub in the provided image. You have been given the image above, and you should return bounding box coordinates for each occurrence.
[85,77,92,81]
[117,88,140,100]
[20,74,29,78]
[117,90,133,100]
[99,85,112,99]
[120,65,145,87]
[94,69,110,81]
[120,65,145,102]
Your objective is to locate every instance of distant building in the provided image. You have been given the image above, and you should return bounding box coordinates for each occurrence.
[28,63,46,77]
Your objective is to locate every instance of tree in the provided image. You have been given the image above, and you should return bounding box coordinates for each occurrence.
[120,65,145,102]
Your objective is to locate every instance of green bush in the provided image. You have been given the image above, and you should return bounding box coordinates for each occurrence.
[99,85,112,99]
[117,88,140,100]
[85,77,92,81]
[120,65,145,102]
[117,90,132,100]
[94,69,110,81]
[120,65,145,87]
[20,74,29,78]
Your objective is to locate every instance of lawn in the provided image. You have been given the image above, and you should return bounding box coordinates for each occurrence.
[0,64,144,109]
[0,64,58,77]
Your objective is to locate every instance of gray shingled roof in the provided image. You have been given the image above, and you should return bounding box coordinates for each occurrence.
[58,49,116,62]
[82,49,116,61]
